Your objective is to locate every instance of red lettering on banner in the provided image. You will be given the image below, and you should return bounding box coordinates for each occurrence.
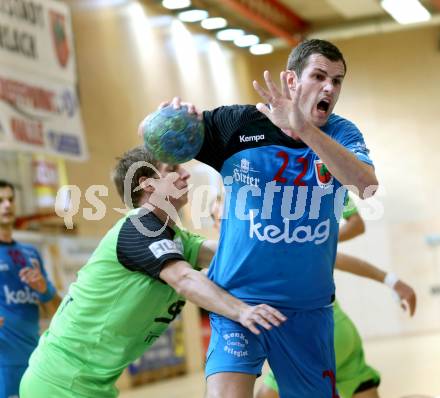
[11,117,44,146]
[0,78,56,113]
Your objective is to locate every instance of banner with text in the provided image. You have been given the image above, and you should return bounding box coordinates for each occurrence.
[0,0,76,83]
[0,63,87,160]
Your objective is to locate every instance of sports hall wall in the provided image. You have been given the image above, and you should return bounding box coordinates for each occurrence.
[66,3,440,338]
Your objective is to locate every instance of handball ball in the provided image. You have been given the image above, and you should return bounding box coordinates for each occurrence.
[139,105,204,164]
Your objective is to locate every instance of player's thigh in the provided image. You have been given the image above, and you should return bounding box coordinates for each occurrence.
[353,387,380,398]
[205,372,255,398]
[0,365,26,398]
[267,307,336,398]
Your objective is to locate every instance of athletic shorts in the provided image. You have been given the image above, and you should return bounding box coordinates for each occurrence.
[206,306,337,398]
[20,368,90,398]
[263,304,380,398]
[0,365,27,398]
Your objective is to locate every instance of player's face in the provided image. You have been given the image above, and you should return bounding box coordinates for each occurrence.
[0,187,16,227]
[294,54,345,127]
[159,164,190,210]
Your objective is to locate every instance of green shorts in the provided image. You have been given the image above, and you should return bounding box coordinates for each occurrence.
[263,302,380,398]
[20,368,90,398]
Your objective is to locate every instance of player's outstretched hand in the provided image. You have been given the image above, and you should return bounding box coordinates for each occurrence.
[19,266,47,294]
[238,304,287,335]
[394,280,417,316]
[0,317,4,328]
[253,70,311,136]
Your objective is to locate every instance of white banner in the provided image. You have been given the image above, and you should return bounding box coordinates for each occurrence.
[0,63,87,160]
[0,0,76,83]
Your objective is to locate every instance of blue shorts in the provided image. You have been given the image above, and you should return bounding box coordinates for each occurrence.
[0,365,27,398]
[205,306,338,398]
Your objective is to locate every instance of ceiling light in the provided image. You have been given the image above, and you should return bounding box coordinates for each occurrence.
[178,9,208,22]
[380,0,431,24]
[216,29,245,41]
[162,0,190,10]
[234,34,259,48]
[250,43,273,55]
[201,17,227,30]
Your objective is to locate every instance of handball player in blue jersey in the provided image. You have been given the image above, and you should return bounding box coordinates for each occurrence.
[0,180,60,398]
[153,39,379,398]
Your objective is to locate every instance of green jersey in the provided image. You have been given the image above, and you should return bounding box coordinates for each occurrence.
[27,208,204,398]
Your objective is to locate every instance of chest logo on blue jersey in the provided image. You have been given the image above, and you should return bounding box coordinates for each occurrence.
[233,158,260,187]
[314,159,334,188]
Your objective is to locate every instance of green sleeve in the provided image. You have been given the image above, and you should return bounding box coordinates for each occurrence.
[342,195,358,220]
[174,227,206,270]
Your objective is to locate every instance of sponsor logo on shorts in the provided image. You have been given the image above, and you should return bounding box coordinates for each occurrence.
[3,285,39,305]
[149,239,182,258]
[223,332,249,358]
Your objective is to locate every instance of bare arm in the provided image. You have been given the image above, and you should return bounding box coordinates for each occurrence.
[39,294,62,319]
[253,71,378,198]
[197,240,218,268]
[338,213,365,242]
[299,125,377,198]
[335,252,417,316]
[160,260,286,334]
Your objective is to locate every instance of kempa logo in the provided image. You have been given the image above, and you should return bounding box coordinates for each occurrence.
[4,285,39,305]
[239,134,265,143]
[232,158,260,187]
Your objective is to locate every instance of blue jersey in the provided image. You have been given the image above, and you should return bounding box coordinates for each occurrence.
[198,106,373,309]
[0,241,54,366]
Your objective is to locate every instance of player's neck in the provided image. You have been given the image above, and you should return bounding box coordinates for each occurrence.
[0,227,13,243]
[152,208,176,228]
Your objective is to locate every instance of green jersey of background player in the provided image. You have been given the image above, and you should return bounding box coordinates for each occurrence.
[20,147,286,398]
[257,197,417,398]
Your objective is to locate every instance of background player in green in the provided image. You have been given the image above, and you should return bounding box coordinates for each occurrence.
[20,147,286,398]
[256,196,416,398]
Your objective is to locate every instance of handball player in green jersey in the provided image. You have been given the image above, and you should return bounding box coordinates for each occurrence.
[20,147,286,398]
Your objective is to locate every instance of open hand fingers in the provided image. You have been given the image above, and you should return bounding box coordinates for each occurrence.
[263,70,281,99]
[280,71,291,99]
[253,79,272,103]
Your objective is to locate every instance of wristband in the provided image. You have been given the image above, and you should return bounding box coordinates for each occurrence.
[384,272,399,289]
[38,283,56,303]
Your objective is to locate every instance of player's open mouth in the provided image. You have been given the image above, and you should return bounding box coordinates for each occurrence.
[316,99,330,115]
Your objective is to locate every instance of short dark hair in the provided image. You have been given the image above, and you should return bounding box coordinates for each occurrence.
[112,146,161,208]
[0,180,15,194]
[286,39,346,77]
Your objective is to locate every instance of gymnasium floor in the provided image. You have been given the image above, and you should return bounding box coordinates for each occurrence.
[120,331,440,398]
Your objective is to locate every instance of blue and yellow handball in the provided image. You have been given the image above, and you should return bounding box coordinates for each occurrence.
[139,105,204,164]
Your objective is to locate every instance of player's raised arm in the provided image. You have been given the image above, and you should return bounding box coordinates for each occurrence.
[254,70,378,198]
[160,259,287,335]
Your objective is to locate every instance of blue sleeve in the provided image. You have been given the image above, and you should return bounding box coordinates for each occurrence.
[332,117,374,167]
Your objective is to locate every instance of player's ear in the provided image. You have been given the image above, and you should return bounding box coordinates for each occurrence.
[286,70,297,91]
[138,176,154,194]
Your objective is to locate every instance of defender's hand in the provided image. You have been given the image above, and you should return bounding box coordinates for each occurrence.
[238,304,287,335]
